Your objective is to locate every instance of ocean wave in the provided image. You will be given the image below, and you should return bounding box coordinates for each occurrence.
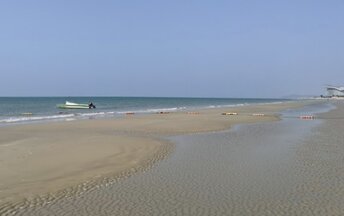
[204,103,248,109]
[117,107,187,114]
[0,114,75,123]
[0,111,119,124]
[77,112,106,117]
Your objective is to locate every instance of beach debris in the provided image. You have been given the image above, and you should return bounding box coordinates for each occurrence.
[125,112,135,115]
[252,113,265,116]
[299,115,315,120]
[222,112,238,115]
[186,112,200,115]
[156,112,170,114]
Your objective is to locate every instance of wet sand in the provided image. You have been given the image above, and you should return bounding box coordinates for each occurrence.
[0,100,320,213]
[288,101,344,215]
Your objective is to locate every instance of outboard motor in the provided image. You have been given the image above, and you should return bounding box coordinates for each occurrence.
[89,103,96,109]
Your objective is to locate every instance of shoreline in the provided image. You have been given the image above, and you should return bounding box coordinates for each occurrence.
[0,98,291,127]
[0,100,322,206]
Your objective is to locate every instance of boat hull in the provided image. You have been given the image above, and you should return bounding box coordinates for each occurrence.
[57,104,90,109]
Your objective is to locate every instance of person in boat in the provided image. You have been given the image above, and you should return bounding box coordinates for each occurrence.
[88,102,96,109]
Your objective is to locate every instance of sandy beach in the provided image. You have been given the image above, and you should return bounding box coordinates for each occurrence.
[3,99,341,216]
[0,100,315,208]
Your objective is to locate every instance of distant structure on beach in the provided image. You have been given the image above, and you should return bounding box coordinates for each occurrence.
[324,85,344,97]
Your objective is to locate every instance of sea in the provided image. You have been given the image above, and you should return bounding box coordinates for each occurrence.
[0,97,290,126]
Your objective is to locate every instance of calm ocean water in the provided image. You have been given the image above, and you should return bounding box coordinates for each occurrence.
[0,97,289,126]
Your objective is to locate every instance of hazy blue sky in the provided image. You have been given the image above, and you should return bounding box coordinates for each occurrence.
[1,0,343,98]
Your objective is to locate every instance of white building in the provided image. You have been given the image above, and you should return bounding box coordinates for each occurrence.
[326,85,344,97]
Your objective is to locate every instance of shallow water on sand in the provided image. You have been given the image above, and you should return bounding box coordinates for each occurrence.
[6,102,343,216]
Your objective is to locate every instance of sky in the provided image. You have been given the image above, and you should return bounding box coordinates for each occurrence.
[0,0,343,98]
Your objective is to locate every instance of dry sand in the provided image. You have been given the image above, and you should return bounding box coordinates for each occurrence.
[0,100,317,205]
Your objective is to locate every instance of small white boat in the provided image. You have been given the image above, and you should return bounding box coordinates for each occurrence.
[57,101,96,109]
